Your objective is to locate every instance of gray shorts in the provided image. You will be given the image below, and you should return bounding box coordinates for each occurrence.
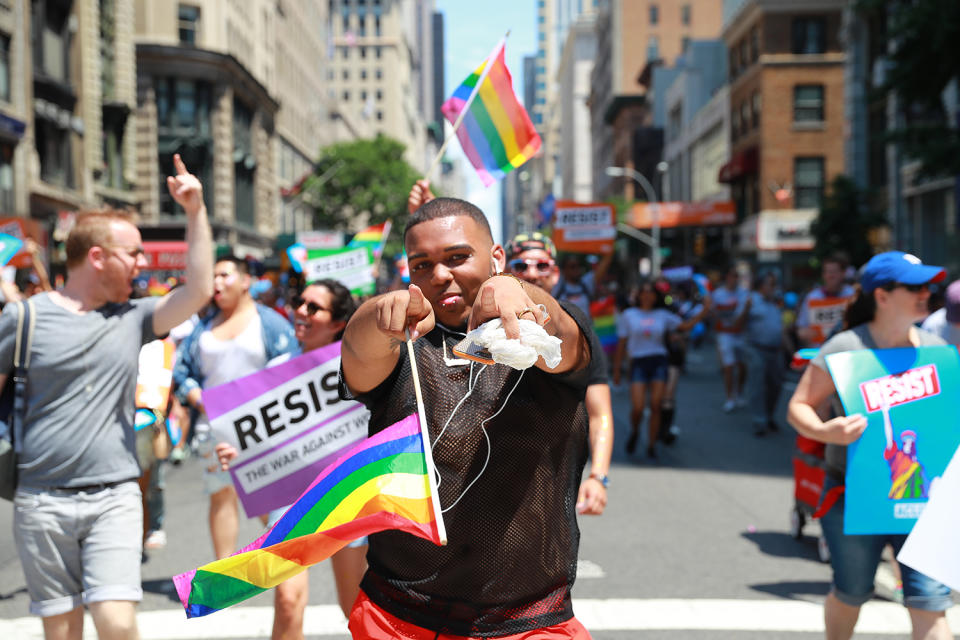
[13,481,143,617]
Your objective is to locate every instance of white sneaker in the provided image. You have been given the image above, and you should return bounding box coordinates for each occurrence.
[723,399,736,413]
[144,529,167,549]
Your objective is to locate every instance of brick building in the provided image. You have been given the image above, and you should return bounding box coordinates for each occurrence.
[721,0,846,273]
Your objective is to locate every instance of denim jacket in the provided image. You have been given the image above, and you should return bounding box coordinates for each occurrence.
[173,303,299,404]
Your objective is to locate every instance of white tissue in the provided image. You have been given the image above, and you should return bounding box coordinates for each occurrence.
[463,318,563,370]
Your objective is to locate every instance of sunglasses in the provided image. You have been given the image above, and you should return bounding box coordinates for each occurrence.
[292,295,331,315]
[882,282,928,293]
[508,259,554,275]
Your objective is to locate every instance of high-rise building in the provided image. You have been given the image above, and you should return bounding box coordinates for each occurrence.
[721,0,846,277]
[591,0,724,201]
[325,0,434,173]
[3,0,140,257]
[556,13,597,202]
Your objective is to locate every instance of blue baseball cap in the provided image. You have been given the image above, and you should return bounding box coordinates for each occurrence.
[859,251,946,293]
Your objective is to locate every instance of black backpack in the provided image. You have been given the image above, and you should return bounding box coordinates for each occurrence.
[0,299,35,500]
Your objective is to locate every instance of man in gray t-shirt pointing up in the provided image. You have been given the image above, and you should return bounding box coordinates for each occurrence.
[0,155,213,640]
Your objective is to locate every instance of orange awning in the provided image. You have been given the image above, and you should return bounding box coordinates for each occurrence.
[629,201,736,229]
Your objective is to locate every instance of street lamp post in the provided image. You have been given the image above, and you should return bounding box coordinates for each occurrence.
[606,166,661,276]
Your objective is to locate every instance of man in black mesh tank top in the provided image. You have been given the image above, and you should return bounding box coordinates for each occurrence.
[340,194,595,639]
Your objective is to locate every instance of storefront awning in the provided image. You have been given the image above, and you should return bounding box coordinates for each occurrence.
[142,241,188,270]
[718,147,758,183]
[629,200,736,229]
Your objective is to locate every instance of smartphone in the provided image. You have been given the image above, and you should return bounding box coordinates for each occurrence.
[451,335,497,365]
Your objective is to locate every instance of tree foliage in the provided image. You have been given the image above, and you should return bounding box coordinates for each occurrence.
[301,135,422,234]
[810,175,887,267]
[856,0,960,178]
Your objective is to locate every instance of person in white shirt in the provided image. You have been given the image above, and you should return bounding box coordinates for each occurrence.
[712,266,750,412]
[921,279,960,346]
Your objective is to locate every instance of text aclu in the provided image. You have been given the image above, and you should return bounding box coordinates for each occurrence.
[858,365,940,413]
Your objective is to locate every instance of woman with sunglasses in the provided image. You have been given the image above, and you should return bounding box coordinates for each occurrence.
[217,278,365,636]
[787,252,952,640]
[613,280,704,459]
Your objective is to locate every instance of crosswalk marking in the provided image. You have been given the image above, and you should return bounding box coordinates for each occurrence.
[2,599,958,638]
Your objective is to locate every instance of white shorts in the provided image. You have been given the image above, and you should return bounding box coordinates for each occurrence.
[716,332,745,367]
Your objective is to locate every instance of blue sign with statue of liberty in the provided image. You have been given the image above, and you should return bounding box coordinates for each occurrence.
[825,346,960,535]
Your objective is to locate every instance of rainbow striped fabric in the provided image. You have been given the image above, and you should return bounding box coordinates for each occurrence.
[172,414,443,618]
[348,221,392,258]
[590,296,619,356]
[441,41,541,186]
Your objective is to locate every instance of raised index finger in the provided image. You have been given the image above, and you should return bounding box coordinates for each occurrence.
[173,153,188,175]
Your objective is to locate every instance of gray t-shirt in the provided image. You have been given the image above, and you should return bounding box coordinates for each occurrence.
[0,293,159,487]
[920,307,960,346]
[811,324,945,475]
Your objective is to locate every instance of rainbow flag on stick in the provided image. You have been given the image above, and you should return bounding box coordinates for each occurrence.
[348,221,392,258]
[440,39,541,186]
[590,296,618,357]
[172,414,445,618]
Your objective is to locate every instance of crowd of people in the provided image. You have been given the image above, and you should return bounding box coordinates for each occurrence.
[1,160,958,640]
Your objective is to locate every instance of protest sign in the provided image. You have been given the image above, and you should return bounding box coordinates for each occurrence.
[305,246,375,297]
[201,343,370,517]
[0,232,22,267]
[136,338,175,411]
[898,443,960,591]
[551,201,615,255]
[825,346,960,534]
[806,296,853,345]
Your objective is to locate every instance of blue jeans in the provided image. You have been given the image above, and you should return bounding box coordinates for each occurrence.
[819,476,953,610]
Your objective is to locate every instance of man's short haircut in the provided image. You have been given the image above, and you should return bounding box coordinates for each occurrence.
[404,197,493,243]
[65,208,139,269]
[215,254,250,275]
[823,252,850,270]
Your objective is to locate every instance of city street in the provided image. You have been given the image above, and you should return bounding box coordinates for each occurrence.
[1,344,957,639]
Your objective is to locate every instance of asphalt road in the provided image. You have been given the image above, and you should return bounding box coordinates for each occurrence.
[1,344,956,638]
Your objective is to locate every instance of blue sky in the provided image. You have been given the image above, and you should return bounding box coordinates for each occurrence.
[434,1,537,242]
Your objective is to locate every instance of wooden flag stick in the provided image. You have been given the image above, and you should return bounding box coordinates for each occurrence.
[423,31,510,182]
[405,328,448,545]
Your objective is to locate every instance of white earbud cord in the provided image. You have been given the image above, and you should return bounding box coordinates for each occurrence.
[438,367,526,513]
[431,360,484,491]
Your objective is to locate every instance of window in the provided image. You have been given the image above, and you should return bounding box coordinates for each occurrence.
[731,109,740,140]
[343,90,350,101]
[374,16,381,36]
[360,46,366,58]
[681,4,690,26]
[33,0,71,83]
[35,117,72,187]
[357,14,366,37]
[740,102,750,133]
[233,99,255,227]
[360,89,367,101]
[376,110,382,121]
[102,107,126,189]
[681,37,690,53]
[647,35,659,60]
[729,49,738,79]
[0,33,9,102]
[649,4,658,25]
[794,157,825,208]
[375,89,382,100]
[327,69,334,81]
[375,46,381,58]
[794,85,824,122]
[752,91,761,128]
[100,0,116,99]
[750,27,759,62]
[375,68,382,80]
[360,69,367,80]
[342,69,349,80]
[792,17,825,54]
[0,143,13,214]
[178,5,201,45]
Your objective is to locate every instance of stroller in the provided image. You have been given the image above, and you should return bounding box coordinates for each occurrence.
[788,349,831,563]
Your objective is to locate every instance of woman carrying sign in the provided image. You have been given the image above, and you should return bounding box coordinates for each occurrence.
[216,278,365,637]
[786,251,952,640]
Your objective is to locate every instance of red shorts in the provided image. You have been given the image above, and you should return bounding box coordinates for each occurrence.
[348,591,592,640]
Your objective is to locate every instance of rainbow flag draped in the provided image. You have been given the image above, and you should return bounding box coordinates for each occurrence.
[172,414,444,618]
[441,41,541,186]
[590,296,618,356]
[348,221,392,258]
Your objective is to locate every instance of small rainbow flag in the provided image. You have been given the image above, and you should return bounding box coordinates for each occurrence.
[172,414,445,618]
[348,221,391,258]
[441,40,541,186]
[590,296,618,356]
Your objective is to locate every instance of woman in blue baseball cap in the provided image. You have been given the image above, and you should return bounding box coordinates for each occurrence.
[786,251,951,640]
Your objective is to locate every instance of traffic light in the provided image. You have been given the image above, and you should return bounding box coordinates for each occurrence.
[694,231,706,257]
